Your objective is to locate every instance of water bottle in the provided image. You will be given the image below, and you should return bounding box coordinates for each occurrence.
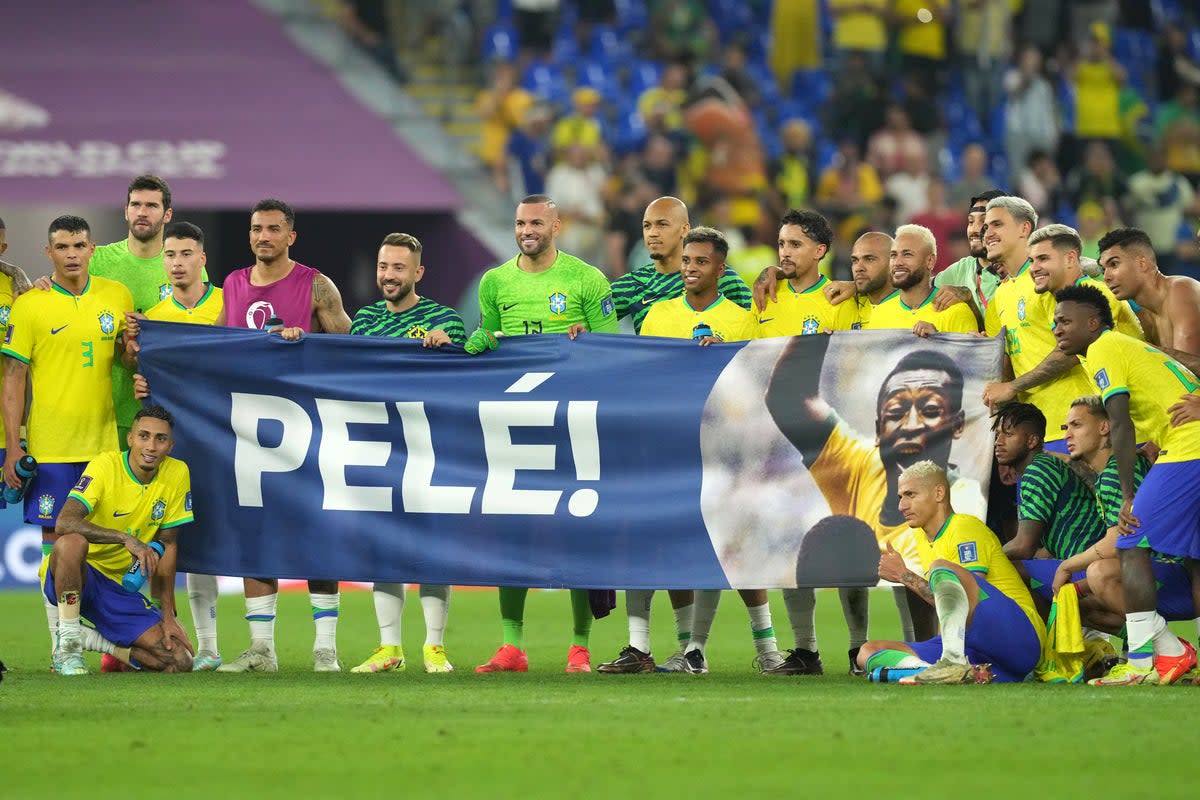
[2,454,37,504]
[692,322,714,341]
[264,316,283,332]
[869,666,925,683]
[122,541,165,593]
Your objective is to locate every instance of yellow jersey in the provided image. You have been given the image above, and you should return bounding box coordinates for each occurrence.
[67,450,193,584]
[808,421,987,569]
[755,275,860,338]
[145,284,223,326]
[640,295,758,343]
[2,277,133,462]
[1080,329,1200,464]
[865,288,978,334]
[987,267,1143,442]
[914,513,1046,644]
[0,271,13,445]
[853,294,877,329]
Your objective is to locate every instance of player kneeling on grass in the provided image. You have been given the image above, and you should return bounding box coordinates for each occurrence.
[857,461,1046,684]
[44,406,195,674]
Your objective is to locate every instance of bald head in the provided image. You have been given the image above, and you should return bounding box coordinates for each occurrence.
[643,196,692,265]
[851,231,893,297]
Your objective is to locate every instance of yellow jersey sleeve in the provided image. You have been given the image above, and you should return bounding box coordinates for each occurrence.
[2,289,38,363]
[66,453,113,514]
[983,287,1002,338]
[808,420,872,517]
[932,302,980,334]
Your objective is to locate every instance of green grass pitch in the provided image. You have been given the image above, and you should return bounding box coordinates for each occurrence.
[2,587,1196,798]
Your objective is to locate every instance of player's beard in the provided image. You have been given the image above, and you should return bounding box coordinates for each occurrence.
[380,281,413,303]
[130,219,163,243]
[518,234,549,258]
[969,238,987,259]
[892,266,927,291]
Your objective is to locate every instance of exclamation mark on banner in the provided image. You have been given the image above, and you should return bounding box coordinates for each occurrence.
[567,400,600,517]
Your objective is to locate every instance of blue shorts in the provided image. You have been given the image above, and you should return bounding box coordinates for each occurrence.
[1043,439,1070,455]
[1020,558,1086,602]
[0,447,6,509]
[24,461,86,528]
[1153,559,1196,621]
[1121,460,1200,559]
[907,575,1041,682]
[44,562,161,647]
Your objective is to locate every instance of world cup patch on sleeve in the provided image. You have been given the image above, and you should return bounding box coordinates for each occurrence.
[601,296,614,316]
[957,541,978,564]
[4,324,12,345]
[184,491,192,512]
[72,475,92,493]
[1095,368,1110,390]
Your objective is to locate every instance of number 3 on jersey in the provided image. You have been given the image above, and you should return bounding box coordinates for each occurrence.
[522,320,543,335]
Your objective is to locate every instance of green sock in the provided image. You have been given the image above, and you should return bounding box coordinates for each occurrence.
[499,587,528,648]
[865,648,928,672]
[570,589,592,647]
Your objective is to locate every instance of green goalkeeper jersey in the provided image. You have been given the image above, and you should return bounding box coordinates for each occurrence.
[478,250,618,336]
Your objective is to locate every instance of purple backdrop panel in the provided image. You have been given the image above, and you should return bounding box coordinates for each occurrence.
[0,1,458,210]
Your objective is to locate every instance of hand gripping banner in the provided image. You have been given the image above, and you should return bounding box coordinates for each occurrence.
[138,322,1002,589]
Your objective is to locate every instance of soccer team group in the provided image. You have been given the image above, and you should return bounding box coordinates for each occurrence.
[5,171,1200,685]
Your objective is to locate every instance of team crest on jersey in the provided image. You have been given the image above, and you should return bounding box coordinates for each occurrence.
[98,310,116,335]
[802,317,820,335]
[37,493,55,519]
[0,305,10,327]
[549,292,567,315]
[184,491,192,512]
[159,284,171,301]
[151,499,166,522]
[957,541,978,564]
[405,325,429,339]
[1095,368,1110,390]
[1016,297,1026,322]
[601,296,614,316]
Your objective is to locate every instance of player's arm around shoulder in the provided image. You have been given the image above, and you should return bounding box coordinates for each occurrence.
[312,273,352,334]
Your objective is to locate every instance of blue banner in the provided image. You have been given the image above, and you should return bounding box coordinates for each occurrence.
[138,322,1003,590]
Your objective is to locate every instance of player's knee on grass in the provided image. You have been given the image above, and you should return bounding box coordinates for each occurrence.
[857,640,909,669]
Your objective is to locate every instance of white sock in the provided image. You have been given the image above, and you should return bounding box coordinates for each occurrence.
[44,595,59,650]
[79,625,115,655]
[1150,612,1183,656]
[245,593,277,653]
[892,586,916,641]
[839,587,869,649]
[57,615,81,644]
[686,590,721,654]
[672,602,693,650]
[893,654,930,668]
[187,573,219,654]
[419,584,450,647]
[1126,610,1156,665]
[626,589,654,653]
[310,591,339,651]
[373,582,405,647]
[931,573,969,665]
[746,602,777,656]
[782,587,818,651]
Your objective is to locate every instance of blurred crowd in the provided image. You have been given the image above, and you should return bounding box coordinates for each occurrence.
[460,0,1200,282]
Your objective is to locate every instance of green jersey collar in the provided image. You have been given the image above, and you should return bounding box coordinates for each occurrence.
[685,294,725,313]
[51,277,91,297]
[170,282,214,311]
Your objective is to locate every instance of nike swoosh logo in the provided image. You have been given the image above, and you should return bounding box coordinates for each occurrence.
[113,511,132,517]
[500,303,518,311]
[758,318,774,324]
[51,325,69,335]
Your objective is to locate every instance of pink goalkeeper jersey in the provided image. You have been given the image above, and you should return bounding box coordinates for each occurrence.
[223,261,317,331]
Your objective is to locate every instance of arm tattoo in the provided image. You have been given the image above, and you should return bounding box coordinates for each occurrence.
[1011,348,1076,392]
[311,274,351,334]
[900,570,935,606]
[0,261,32,295]
[56,499,131,545]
